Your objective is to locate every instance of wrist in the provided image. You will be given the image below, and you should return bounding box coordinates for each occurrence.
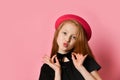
[55,69,61,79]
[76,65,84,71]
[55,68,61,74]
[54,69,61,80]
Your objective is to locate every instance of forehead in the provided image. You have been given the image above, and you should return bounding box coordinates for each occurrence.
[60,22,79,34]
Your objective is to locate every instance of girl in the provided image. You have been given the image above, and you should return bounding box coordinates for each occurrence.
[39,14,102,80]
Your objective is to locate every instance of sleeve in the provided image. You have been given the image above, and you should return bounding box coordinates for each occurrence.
[83,56,101,72]
[39,64,55,80]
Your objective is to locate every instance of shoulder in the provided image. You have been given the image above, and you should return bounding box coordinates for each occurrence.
[83,55,101,72]
[41,63,50,68]
[39,64,55,80]
[41,63,54,72]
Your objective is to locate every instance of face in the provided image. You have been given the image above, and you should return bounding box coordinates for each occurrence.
[57,22,79,54]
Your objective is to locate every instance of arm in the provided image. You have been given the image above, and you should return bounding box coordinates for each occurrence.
[54,68,61,80]
[77,65,102,80]
[72,52,102,80]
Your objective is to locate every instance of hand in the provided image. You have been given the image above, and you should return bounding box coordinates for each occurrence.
[43,55,61,72]
[72,52,88,69]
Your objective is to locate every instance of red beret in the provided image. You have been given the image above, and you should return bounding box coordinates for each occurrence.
[55,14,92,41]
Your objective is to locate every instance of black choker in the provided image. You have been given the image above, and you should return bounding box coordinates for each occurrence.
[57,52,72,62]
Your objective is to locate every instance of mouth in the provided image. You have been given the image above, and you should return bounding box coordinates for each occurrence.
[63,43,68,47]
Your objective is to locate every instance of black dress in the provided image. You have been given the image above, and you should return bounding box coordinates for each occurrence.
[39,52,101,80]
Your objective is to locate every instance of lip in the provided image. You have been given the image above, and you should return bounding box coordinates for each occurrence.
[63,43,68,47]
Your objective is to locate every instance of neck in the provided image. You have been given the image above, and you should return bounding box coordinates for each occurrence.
[57,51,72,62]
[58,49,73,54]
[58,50,71,54]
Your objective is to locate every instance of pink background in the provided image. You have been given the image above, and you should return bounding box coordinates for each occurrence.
[0,0,120,80]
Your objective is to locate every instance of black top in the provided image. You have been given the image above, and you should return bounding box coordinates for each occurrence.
[39,52,101,80]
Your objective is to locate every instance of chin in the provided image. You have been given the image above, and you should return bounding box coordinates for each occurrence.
[60,46,71,52]
[63,49,71,52]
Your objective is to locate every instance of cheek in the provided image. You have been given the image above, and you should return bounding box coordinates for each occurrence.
[70,40,76,47]
[57,35,63,45]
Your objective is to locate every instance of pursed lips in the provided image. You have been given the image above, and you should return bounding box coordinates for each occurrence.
[63,42,68,47]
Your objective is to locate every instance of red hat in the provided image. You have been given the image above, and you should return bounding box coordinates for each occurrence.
[55,14,92,41]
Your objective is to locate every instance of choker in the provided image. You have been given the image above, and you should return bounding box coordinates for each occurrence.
[57,52,72,62]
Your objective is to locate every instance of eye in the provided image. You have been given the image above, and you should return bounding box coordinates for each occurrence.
[63,32,67,35]
[72,36,76,40]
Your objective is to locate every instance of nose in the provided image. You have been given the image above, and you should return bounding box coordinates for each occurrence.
[65,36,71,42]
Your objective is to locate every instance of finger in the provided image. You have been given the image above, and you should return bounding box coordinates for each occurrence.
[43,55,50,59]
[77,53,83,59]
[51,55,56,63]
[55,56,59,64]
[72,54,76,61]
[43,55,51,64]
[43,58,49,64]
[72,52,77,59]
[72,52,76,55]
[83,54,88,59]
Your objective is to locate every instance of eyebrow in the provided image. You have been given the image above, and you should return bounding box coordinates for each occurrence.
[62,29,78,35]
